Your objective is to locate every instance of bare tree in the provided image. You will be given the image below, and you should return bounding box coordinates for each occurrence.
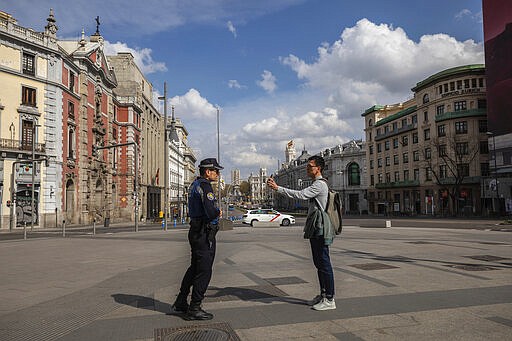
[421,134,480,215]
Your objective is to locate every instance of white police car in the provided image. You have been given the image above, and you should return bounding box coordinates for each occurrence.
[242,209,295,226]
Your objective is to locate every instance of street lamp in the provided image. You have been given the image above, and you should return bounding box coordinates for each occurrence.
[486,131,499,214]
[158,82,169,231]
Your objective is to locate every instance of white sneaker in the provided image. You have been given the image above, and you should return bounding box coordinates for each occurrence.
[312,298,336,311]
[308,294,324,306]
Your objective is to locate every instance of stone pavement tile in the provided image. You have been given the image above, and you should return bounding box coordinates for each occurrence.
[331,313,418,332]
[236,320,347,340]
[349,306,512,341]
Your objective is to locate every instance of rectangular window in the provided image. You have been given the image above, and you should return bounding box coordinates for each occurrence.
[22,53,35,76]
[425,147,432,159]
[386,173,391,183]
[394,154,399,165]
[464,79,470,88]
[479,78,484,87]
[436,105,445,115]
[370,175,374,185]
[412,132,418,144]
[68,101,75,119]
[414,169,420,181]
[439,144,447,157]
[377,143,382,153]
[450,82,455,91]
[392,122,397,131]
[440,164,447,178]
[412,115,417,124]
[480,141,489,154]
[369,145,373,155]
[370,160,374,169]
[384,125,389,133]
[385,156,390,166]
[404,170,409,181]
[438,85,443,94]
[444,83,449,92]
[393,138,398,149]
[424,129,430,140]
[378,158,382,168]
[402,135,408,146]
[454,101,467,111]
[424,111,428,122]
[385,141,390,150]
[437,124,446,137]
[22,86,37,106]
[457,80,462,90]
[403,152,409,163]
[479,120,487,133]
[471,78,477,88]
[456,142,468,155]
[69,71,75,92]
[401,118,407,127]
[426,167,432,181]
[394,171,400,182]
[478,99,487,109]
[457,163,470,177]
[378,174,383,183]
[413,150,420,161]
[455,121,468,134]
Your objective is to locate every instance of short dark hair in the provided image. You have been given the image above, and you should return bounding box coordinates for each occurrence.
[308,155,325,172]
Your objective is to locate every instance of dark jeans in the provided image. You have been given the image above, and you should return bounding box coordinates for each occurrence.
[309,236,335,299]
[178,220,216,303]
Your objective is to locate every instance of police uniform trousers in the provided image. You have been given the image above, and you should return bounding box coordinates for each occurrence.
[178,219,216,304]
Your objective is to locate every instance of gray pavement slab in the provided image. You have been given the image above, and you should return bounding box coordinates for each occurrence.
[0,223,511,340]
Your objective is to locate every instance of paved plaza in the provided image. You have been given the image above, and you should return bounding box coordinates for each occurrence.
[0,220,511,340]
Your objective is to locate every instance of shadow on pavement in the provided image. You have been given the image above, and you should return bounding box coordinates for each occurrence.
[112,293,173,315]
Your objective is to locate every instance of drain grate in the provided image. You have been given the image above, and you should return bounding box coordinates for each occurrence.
[155,322,240,341]
[349,263,399,270]
[446,264,498,271]
[204,284,288,302]
[263,276,307,285]
[465,255,509,262]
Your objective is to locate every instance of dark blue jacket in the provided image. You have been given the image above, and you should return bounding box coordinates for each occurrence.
[188,177,220,224]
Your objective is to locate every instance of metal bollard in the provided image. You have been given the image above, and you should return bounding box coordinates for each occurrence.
[93,218,96,236]
[23,221,27,240]
[62,220,66,237]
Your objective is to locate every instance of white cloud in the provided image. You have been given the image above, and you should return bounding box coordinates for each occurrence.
[227,21,237,38]
[104,41,167,74]
[281,18,483,112]
[169,89,217,119]
[455,8,482,23]
[228,80,245,89]
[257,70,277,93]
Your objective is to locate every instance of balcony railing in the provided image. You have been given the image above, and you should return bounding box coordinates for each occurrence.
[0,138,46,153]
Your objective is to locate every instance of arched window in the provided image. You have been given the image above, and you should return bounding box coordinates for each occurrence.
[423,93,429,104]
[368,118,373,126]
[348,163,360,186]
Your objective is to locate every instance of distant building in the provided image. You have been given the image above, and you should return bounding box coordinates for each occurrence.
[273,140,368,214]
[247,168,269,205]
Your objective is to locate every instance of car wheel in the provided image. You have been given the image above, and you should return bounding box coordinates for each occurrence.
[281,218,290,226]
[251,219,258,227]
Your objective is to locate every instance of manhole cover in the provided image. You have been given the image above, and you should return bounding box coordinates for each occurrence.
[465,255,509,262]
[155,322,240,341]
[349,263,399,270]
[447,264,498,271]
[264,276,307,285]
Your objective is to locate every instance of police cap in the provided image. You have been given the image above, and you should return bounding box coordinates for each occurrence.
[199,158,224,170]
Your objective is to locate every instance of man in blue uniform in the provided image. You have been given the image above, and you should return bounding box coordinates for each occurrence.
[172,158,223,320]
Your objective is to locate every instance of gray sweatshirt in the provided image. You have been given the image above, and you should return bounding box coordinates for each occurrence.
[276,175,328,215]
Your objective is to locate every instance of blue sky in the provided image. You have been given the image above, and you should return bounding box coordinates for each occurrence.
[2,0,485,179]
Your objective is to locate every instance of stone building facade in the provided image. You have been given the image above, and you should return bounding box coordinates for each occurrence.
[363,65,488,216]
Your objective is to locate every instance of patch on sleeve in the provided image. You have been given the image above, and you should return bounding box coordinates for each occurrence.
[206,192,215,201]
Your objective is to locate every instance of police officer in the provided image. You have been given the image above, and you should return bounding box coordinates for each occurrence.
[172,158,223,320]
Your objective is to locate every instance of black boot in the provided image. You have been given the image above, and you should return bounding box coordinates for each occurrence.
[185,301,213,320]
[172,294,189,313]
